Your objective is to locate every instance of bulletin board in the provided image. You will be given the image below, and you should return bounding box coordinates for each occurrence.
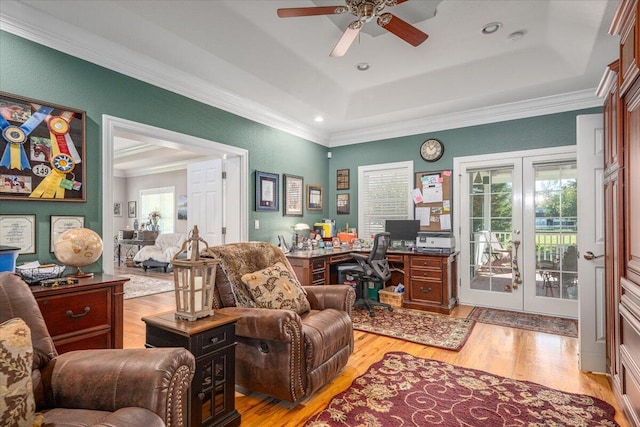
[414,170,452,232]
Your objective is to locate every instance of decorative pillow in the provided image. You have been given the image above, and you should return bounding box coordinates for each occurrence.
[241,262,311,314]
[0,318,43,427]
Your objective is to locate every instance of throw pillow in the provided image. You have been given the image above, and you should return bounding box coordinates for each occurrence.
[0,318,43,427]
[241,262,311,314]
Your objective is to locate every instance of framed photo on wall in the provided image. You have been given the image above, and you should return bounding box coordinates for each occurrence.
[255,171,279,211]
[0,92,86,202]
[50,215,84,251]
[0,214,36,254]
[306,184,323,211]
[337,193,350,215]
[283,174,303,217]
[113,201,122,217]
[337,169,350,190]
[128,201,136,218]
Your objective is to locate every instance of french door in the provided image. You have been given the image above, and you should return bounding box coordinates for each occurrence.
[455,147,579,318]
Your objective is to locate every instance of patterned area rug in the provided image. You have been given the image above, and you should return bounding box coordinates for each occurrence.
[352,306,475,351]
[468,306,578,338]
[122,274,174,299]
[304,352,618,427]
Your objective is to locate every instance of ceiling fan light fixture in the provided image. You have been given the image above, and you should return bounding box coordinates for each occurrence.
[481,22,502,35]
[356,62,370,71]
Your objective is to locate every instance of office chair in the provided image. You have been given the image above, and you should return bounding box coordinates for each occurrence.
[345,232,394,317]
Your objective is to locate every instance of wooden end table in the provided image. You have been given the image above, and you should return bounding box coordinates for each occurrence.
[142,311,241,427]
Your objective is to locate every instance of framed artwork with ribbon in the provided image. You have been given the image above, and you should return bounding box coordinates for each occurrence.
[0,92,86,202]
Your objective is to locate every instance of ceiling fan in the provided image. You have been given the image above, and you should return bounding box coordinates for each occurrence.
[277,0,429,57]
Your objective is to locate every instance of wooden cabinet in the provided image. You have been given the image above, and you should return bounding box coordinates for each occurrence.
[30,274,126,354]
[403,253,458,314]
[603,2,640,425]
[287,249,458,314]
[144,311,241,427]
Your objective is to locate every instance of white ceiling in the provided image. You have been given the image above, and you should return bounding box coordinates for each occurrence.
[0,0,620,175]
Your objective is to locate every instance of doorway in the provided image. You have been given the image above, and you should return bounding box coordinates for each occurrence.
[454,146,578,318]
[101,115,249,275]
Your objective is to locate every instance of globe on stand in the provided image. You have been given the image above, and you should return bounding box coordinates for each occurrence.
[53,228,103,278]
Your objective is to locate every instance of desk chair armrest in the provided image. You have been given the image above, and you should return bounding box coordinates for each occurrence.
[305,285,355,315]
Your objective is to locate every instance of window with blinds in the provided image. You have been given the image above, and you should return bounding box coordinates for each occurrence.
[358,161,414,238]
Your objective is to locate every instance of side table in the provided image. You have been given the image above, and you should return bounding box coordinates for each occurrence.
[143,311,241,427]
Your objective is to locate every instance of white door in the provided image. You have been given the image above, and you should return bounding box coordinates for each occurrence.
[188,159,224,247]
[576,114,606,372]
[458,157,523,311]
[522,153,579,317]
[456,146,578,316]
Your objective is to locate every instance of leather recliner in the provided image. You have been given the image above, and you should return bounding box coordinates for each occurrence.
[205,242,355,403]
[0,272,195,427]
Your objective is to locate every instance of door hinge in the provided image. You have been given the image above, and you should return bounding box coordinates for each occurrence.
[222,227,227,235]
[222,171,227,179]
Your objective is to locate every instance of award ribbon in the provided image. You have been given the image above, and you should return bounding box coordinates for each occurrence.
[0,105,53,170]
[42,110,81,164]
[29,153,75,199]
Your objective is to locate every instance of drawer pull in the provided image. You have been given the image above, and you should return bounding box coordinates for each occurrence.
[210,337,219,344]
[65,306,90,318]
[420,287,432,293]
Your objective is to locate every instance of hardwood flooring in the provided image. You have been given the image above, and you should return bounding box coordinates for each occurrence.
[117,265,629,426]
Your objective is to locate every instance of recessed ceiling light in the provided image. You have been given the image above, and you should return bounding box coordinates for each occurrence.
[508,30,526,41]
[314,116,324,122]
[356,62,370,71]
[482,22,502,35]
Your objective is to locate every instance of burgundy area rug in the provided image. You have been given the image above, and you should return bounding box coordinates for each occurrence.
[351,306,475,351]
[304,352,618,427]
[468,306,578,338]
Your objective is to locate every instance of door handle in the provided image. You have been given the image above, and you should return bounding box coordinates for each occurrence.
[583,251,603,260]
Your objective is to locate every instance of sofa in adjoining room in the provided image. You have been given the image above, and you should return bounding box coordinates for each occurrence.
[0,272,195,427]
[205,242,355,403]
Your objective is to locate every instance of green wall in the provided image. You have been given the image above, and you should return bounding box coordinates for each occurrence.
[327,108,601,231]
[0,31,328,271]
[0,30,602,272]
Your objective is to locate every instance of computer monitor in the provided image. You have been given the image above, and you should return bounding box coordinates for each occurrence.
[385,220,420,244]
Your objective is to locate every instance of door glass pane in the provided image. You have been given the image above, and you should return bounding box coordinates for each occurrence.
[469,168,513,293]
[534,162,578,300]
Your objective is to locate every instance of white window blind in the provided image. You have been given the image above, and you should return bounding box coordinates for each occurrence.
[358,161,413,238]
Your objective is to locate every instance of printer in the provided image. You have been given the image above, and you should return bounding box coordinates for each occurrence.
[416,233,455,253]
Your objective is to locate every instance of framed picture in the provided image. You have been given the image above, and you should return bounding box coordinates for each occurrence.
[50,215,85,252]
[0,92,86,201]
[128,201,136,218]
[177,194,187,220]
[337,169,350,190]
[113,201,122,217]
[0,214,36,254]
[337,193,350,215]
[283,174,303,217]
[306,184,323,211]
[255,171,279,212]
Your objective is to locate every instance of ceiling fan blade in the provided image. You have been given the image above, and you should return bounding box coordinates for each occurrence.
[277,6,346,18]
[330,24,362,57]
[377,13,428,47]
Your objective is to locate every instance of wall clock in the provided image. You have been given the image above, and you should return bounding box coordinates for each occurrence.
[420,138,444,162]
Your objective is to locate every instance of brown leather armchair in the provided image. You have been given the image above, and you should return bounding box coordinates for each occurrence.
[205,242,355,403]
[0,272,195,427]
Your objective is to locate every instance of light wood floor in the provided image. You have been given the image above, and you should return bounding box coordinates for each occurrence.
[117,265,629,427]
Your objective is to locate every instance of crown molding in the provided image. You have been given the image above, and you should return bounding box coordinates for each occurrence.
[0,2,604,150]
[0,3,328,145]
[328,89,604,147]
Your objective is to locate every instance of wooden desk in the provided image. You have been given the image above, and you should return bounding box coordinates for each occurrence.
[287,249,458,314]
[143,311,241,427]
[30,274,127,353]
